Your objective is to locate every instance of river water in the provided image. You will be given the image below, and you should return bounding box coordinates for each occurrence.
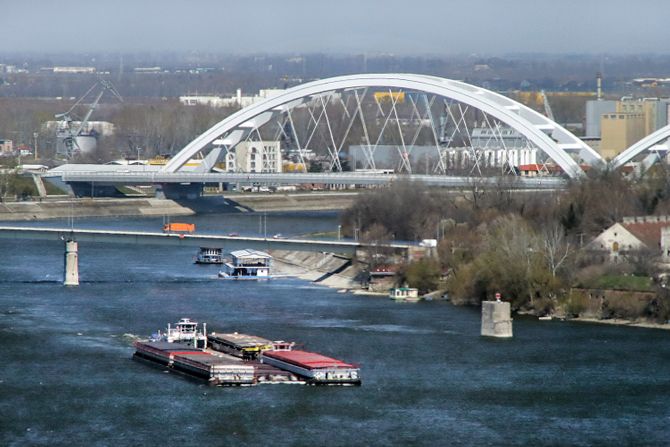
[1,212,669,446]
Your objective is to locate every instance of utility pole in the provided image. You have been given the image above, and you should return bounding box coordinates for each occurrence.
[33,132,38,160]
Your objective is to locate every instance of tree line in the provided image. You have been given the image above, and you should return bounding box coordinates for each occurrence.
[340,168,670,320]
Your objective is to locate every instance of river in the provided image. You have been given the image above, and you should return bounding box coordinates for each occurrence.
[1,212,669,446]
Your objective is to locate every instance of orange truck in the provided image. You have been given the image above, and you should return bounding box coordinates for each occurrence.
[163,223,196,233]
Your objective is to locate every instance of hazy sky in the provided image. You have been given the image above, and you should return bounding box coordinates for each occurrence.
[2,0,668,54]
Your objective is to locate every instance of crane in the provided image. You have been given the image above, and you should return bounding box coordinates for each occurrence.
[540,90,555,122]
[55,80,123,158]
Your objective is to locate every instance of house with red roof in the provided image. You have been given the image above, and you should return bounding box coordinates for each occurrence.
[587,215,670,261]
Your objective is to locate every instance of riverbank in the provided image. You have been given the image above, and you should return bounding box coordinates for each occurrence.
[569,316,670,330]
[270,250,361,289]
[0,197,193,221]
[224,191,357,212]
[0,191,356,221]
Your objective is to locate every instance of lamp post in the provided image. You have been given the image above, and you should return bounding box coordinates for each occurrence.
[33,132,38,160]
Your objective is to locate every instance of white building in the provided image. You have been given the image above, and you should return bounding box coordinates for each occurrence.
[180,88,285,108]
[224,141,282,173]
[0,139,13,155]
[51,66,96,74]
[587,215,670,261]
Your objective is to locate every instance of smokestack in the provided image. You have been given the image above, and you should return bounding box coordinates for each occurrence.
[596,72,603,101]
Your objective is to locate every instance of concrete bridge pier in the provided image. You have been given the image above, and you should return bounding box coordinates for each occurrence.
[63,239,79,286]
[156,183,203,200]
[481,297,513,338]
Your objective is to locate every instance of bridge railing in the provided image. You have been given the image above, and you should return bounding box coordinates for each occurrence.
[49,170,566,189]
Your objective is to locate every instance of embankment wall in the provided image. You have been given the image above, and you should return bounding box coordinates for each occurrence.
[0,198,193,221]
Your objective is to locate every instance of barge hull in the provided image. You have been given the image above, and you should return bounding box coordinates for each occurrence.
[261,350,361,385]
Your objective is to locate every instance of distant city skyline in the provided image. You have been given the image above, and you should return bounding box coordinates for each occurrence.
[3,0,670,55]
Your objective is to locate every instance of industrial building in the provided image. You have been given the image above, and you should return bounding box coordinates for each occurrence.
[586,97,670,159]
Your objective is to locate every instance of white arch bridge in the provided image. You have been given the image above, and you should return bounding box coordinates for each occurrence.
[48,74,670,192]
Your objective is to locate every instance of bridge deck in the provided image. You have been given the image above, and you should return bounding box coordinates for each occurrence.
[45,166,566,189]
[0,226,413,255]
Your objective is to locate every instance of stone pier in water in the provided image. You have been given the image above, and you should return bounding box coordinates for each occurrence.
[481,300,513,338]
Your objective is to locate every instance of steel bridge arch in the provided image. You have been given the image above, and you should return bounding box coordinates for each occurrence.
[163,74,602,178]
[610,123,670,171]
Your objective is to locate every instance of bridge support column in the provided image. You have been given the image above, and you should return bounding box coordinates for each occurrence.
[64,239,79,286]
[156,183,203,200]
[481,299,512,338]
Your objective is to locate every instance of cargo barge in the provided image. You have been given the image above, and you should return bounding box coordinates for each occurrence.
[133,318,360,386]
[261,350,361,385]
[133,341,255,385]
[133,340,298,386]
[207,332,281,360]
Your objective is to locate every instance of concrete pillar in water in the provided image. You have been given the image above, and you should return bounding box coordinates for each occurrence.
[64,240,79,286]
[481,299,513,338]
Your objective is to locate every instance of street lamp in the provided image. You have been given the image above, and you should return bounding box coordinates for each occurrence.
[33,132,38,160]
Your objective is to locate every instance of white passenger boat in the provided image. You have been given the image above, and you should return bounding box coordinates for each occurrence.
[218,249,273,280]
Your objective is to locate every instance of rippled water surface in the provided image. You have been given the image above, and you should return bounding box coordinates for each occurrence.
[1,213,669,446]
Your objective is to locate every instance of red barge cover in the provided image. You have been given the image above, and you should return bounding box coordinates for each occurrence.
[263,350,354,369]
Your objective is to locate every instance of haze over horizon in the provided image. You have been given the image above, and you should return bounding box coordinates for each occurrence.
[3,0,669,55]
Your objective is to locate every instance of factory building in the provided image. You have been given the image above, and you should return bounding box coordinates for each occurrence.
[586,97,670,159]
[600,113,646,160]
[585,100,617,137]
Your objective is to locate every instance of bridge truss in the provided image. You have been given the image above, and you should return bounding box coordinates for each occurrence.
[163,74,605,180]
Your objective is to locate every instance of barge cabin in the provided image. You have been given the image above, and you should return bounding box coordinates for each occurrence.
[162,317,207,348]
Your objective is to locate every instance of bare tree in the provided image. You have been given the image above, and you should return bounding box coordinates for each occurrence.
[542,223,572,278]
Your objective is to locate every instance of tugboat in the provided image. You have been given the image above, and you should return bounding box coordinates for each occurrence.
[194,247,225,264]
[157,317,208,348]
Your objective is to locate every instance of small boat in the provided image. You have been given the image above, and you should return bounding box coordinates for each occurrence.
[389,287,421,302]
[194,247,225,264]
[538,316,553,321]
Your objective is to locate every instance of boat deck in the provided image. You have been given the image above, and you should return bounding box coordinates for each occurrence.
[134,341,299,385]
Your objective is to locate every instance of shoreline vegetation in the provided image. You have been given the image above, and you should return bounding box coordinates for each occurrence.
[338,173,670,330]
